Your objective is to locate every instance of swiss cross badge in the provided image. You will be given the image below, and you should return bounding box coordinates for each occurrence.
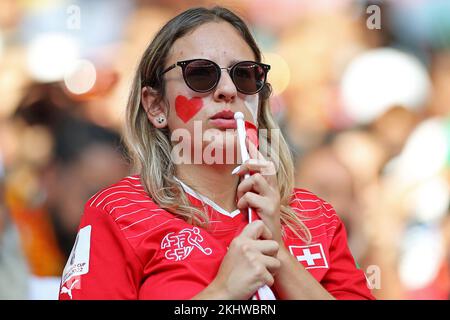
[288,243,329,269]
[161,227,212,261]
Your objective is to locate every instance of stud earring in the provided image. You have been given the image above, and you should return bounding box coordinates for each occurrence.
[156,116,165,124]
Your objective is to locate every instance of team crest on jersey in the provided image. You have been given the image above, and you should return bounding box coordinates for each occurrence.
[288,243,329,270]
[161,227,212,261]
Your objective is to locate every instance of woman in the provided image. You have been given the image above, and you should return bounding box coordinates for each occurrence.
[59,6,374,300]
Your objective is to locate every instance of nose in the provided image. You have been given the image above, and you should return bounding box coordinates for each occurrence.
[213,69,237,103]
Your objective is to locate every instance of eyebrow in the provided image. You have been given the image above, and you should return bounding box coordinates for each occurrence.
[193,58,251,67]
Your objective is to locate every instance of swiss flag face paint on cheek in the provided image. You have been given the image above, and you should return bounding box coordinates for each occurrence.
[245,121,258,148]
[175,95,203,123]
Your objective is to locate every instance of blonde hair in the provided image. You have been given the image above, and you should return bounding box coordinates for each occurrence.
[124,7,311,242]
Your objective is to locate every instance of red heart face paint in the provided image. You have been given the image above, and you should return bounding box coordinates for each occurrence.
[175,95,203,123]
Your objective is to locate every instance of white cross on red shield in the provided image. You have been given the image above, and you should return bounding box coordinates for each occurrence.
[288,243,329,269]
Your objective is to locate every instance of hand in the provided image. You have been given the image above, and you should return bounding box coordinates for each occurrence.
[210,220,281,300]
[234,140,283,244]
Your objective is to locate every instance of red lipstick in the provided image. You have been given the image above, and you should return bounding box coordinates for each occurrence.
[209,109,236,129]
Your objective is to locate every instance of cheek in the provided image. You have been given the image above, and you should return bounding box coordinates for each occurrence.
[244,95,259,124]
[174,95,204,123]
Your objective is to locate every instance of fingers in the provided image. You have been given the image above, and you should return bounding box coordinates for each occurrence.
[236,191,280,218]
[241,220,272,240]
[239,240,280,284]
[252,239,279,257]
[236,191,265,211]
[251,256,280,287]
[224,222,281,296]
[236,226,279,257]
[260,255,281,276]
[263,272,275,287]
[254,265,276,287]
[232,159,277,177]
[236,174,270,199]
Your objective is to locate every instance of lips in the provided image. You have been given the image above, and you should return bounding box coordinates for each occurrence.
[210,109,235,120]
[209,109,237,129]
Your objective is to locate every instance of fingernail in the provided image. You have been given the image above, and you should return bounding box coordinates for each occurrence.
[231,165,241,175]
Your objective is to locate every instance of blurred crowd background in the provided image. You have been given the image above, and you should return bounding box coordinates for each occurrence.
[0,0,449,300]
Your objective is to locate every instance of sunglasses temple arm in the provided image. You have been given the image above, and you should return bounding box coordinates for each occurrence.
[160,63,177,75]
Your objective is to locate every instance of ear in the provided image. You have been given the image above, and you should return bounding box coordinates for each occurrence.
[141,86,167,128]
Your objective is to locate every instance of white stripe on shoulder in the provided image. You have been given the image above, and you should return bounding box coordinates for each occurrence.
[119,177,142,187]
[291,198,322,203]
[102,197,149,210]
[292,206,322,212]
[293,190,315,196]
[95,191,144,208]
[306,220,339,230]
[292,207,336,219]
[120,213,163,231]
[125,219,176,239]
[89,180,143,206]
[107,199,154,214]
[125,176,141,180]
[322,203,335,211]
[115,208,166,221]
[312,226,338,239]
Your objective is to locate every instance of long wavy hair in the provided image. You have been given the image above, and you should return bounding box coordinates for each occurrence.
[124,6,311,242]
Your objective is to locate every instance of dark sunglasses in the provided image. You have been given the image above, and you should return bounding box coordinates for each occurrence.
[160,59,270,95]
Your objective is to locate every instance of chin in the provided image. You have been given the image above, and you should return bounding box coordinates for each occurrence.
[201,138,238,165]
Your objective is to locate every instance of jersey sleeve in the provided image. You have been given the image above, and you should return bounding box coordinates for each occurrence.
[58,205,143,300]
[321,216,375,300]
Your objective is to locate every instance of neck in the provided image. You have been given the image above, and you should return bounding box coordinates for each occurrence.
[175,163,239,213]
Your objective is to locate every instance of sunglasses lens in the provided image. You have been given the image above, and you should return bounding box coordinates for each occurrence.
[184,60,218,92]
[233,62,266,94]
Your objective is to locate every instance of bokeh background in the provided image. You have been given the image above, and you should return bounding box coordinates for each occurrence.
[0,0,449,300]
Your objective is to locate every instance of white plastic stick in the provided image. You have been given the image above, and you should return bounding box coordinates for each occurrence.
[234,112,276,300]
[234,112,253,223]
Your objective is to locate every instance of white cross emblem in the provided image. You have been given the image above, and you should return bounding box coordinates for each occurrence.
[297,248,322,266]
[288,243,329,269]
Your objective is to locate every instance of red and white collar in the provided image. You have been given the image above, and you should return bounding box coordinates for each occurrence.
[174,176,241,218]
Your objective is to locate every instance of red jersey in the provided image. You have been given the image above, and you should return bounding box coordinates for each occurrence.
[58,175,374,300]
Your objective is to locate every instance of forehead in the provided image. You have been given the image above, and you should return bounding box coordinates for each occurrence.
[168,21,256,64]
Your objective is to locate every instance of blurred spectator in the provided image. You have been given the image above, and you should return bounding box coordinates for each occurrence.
[371,105,420,159]
[294,144,363,252]
[0,155,30,299]
[427,51,450,118]
[3,83,129,298]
